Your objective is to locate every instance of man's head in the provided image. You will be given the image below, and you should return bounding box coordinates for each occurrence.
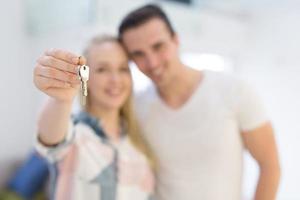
[119,4,175,38]
[118,4,182,87]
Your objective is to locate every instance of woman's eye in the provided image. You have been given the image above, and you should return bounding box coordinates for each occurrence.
[96,67,107,73]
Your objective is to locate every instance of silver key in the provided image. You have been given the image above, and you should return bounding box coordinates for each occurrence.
[78,65,89,106]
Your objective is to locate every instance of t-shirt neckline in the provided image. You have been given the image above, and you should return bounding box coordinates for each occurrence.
[154,70,210,113]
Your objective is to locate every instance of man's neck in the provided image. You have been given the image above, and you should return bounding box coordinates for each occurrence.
[157,66,203,109]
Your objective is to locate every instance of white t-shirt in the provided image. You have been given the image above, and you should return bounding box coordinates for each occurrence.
[134,70,268,200]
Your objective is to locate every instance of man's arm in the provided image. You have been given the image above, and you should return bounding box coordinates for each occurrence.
[242,122,281,200]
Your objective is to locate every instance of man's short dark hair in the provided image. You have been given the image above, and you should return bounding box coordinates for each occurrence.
[118,4,175,40]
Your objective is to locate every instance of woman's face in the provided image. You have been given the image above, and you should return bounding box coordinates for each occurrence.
[86,41,131,111]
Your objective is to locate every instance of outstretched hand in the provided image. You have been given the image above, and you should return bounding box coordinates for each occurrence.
[33,49,86,103]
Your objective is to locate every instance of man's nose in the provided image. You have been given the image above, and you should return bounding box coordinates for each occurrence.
[146,53,159,69]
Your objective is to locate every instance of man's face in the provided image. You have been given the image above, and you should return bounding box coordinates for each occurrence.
[121,18,180,87]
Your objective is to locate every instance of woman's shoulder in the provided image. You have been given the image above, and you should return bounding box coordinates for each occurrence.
[72,110,106,139]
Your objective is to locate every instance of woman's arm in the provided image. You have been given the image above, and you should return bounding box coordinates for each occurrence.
[34,49,85,145]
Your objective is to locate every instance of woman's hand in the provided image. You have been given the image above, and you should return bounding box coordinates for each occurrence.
[33,49,86,103]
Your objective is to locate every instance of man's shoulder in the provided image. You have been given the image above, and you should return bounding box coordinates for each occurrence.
[205,70,238,82]
[202,70,252,108]
[134,84,157,104]
[204,70,242,91]
[133,84,158,121]
[207,71,257,96]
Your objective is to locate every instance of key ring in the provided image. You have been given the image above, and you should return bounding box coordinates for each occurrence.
[78,56,82,65]
[77,56,82,78]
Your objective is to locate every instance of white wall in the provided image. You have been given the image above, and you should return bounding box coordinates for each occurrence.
[238,6,300,199]
[0,0,40,185]
[0,0,299,199]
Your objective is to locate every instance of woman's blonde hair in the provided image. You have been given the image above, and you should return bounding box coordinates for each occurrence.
[82,35,156,169]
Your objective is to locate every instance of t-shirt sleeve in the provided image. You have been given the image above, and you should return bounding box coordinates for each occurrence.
[35,120,75,163]
[236,80,269,132]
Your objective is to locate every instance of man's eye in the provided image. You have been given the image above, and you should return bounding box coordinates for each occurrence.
[132,52,143,59]
[153,43,163,51]
[120,67,130,73]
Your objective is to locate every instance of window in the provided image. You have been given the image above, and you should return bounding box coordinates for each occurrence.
[131,52,233,92]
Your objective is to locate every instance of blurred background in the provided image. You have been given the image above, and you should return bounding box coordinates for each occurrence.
[0,0,299,199]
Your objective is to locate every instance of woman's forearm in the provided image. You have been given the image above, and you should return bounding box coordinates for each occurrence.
[37,97,73,146]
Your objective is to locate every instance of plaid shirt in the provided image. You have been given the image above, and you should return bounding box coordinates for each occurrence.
[36,111,155,200]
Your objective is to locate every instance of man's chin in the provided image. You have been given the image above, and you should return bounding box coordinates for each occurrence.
[153,79,167,88]
[150,74,163,84]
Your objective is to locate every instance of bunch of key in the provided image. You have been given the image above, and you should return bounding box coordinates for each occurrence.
[78,63,89,106]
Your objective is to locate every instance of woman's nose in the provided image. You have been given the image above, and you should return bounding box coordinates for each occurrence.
[109,71,121,82]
